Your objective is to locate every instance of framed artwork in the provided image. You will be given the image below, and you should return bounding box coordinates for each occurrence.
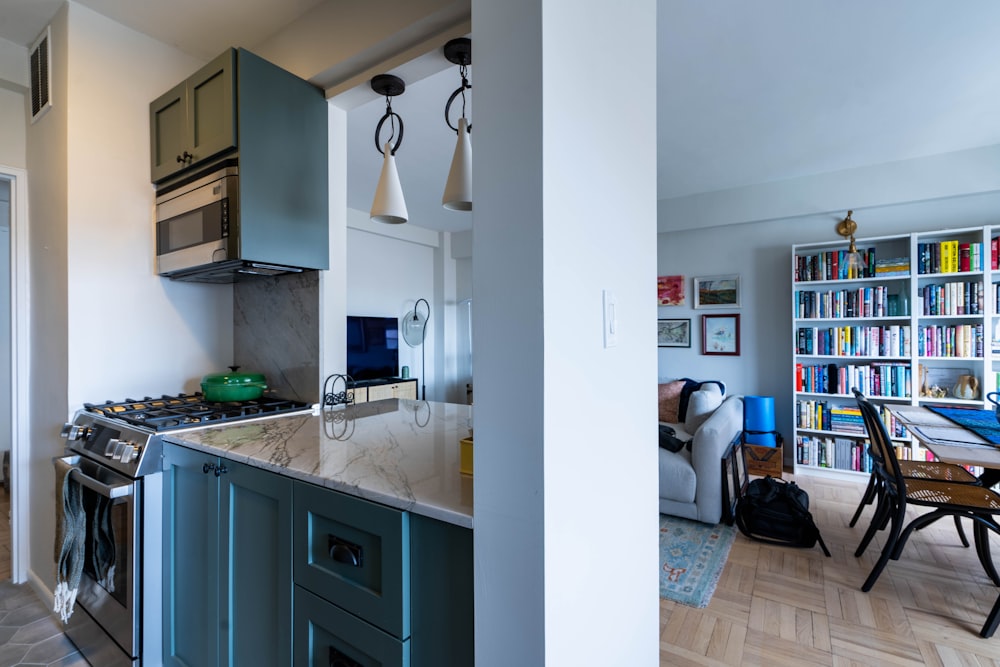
[721,435,748,525]
[657,318,691,347]
[693,274,740,309]
[657,275,685,306]
[702,314,740,355]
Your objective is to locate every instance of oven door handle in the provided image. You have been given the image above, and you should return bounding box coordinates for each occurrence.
[55,456,133,499]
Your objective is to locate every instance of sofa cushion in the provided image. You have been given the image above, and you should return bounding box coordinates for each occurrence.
[658,448,696,504]
[685,383,725,433]
[658,380,686,422]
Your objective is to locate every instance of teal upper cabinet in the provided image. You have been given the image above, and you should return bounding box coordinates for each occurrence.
[150,50,236,183]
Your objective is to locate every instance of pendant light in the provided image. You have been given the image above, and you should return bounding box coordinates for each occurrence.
[370,74,409,224]
[442,38,472,211]
[836,210,866,278]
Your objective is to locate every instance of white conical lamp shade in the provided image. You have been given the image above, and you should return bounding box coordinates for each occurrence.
[371,141,408,224]
[442,117,472,211]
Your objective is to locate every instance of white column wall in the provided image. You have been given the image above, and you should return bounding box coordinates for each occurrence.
[473,0,659,664]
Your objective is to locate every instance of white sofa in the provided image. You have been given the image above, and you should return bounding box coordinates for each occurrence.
[658,380,744,525]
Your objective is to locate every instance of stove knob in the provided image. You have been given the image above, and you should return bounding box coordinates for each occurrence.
[126,445,140,463]
[105,438,121,457]
[61,423,92,441]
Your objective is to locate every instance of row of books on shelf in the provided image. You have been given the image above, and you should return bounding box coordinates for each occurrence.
[916,323,984,358]
[916,241,984,274]
[795,436,873,472]
[795,400,909,438]
[794,248,876,282]
[795,362,911,397]
[793,285,902,319]
[918,281,984,315]
[795,325,910,357]
[795,435,983,477]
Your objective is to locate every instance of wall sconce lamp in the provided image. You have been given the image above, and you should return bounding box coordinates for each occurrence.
[402,298,430,400]
[370,74,409,224]
[441,38,472,211]
[836,210,866,276]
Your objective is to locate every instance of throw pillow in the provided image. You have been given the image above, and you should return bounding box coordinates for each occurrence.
[658,380,686,422]
[685,384,725,433]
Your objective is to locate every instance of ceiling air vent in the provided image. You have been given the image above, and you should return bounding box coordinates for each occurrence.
[30,27,52,123]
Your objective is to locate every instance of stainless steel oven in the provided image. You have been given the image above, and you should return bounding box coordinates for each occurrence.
[55,454,148,667]
[57,392,312,666]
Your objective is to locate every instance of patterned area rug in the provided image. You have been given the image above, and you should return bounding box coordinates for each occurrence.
[660,514,736,608]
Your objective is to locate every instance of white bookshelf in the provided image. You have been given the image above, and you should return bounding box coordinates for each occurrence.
[792,226,993,478]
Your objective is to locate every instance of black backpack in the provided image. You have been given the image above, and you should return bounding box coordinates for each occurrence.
[735,476,830,556]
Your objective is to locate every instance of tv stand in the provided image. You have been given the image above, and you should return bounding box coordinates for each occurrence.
[347,377,418,404]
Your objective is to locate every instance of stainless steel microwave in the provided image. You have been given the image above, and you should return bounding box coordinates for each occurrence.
[155,162,318,282]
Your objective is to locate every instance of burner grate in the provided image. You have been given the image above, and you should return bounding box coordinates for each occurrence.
[84,393,311,432]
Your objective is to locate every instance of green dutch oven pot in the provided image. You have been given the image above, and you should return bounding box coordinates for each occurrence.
[201,366,268,402]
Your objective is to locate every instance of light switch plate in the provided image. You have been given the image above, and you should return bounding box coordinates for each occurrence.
[603,289,617,348]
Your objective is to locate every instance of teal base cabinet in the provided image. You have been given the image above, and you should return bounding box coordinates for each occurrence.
[292,482,474,666]
[162,443,292,666]
[294,588,409,667]
[163,443,473,666]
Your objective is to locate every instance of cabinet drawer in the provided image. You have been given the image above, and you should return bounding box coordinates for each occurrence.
[294,587,409,667]
[293,482,410,638]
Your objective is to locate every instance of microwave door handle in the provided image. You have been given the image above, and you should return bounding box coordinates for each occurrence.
[56,461,134,499]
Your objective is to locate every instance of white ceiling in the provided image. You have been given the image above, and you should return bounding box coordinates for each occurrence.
[3,0,1000,233]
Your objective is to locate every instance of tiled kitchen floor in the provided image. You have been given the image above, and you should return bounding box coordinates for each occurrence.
[1,489,90,666]
[0,581,89,666]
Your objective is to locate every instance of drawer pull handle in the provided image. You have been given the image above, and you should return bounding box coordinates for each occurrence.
[328,534,363,567]
[329,646,362,667]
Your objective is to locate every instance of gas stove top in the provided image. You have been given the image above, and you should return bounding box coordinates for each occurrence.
[63,392,315,478]
[83,393,313,432]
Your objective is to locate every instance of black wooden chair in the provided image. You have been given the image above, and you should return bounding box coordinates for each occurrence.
[853,389,1000,593]
[848,394,979,537]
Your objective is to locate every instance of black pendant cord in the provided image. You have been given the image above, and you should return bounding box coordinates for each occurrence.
[371,73,405,155]
[444,64,471,134]
[374,100,404,156]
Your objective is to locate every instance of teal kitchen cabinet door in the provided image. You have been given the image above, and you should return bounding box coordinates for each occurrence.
[162,442,293,667]
[162,443,222,667]
[150,49,236,182]
[220,460,293,667]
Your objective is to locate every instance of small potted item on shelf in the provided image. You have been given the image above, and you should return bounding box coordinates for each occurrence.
[953,374,979,400]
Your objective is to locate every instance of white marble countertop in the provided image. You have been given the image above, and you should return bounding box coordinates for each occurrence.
[164,399,474,528]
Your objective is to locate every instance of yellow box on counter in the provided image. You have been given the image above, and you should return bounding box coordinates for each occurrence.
[460,437,474,476]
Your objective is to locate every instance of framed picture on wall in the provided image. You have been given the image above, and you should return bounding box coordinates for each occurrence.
[657,318,691,347]
[702,314,740,355]
[657,275,685,306]
[693,274,740,309]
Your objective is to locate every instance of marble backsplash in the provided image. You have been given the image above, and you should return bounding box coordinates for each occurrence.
[234,271,320,403]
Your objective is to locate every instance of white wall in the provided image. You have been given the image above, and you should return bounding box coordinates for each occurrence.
[24,4,232,592]
[659,190,1000,461]
[64,4,232,407]
[346,207,467,401]
[0,88,26,169]
[473,0,659,664]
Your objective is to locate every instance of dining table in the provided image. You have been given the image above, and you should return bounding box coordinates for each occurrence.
[887,403,1000,638]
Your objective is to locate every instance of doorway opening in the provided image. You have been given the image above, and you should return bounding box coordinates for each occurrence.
[2,168,29,584]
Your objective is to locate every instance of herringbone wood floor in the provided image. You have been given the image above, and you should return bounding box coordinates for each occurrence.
[660,472,1000,666]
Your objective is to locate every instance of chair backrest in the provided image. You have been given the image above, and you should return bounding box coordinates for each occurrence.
[852,388,907,496]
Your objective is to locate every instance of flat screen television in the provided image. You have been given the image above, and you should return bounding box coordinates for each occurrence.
[346,315,399,381]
